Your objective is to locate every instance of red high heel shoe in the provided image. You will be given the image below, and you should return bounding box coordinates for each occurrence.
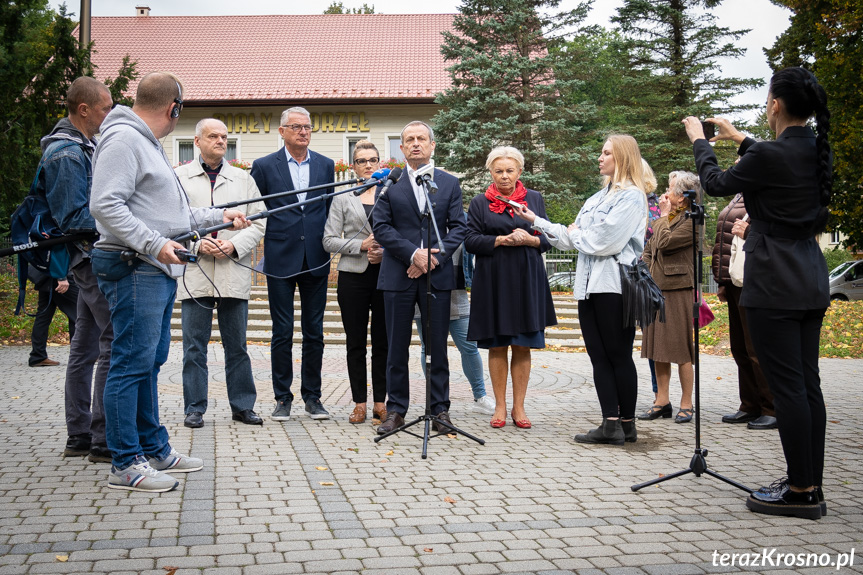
[511,410,532,429]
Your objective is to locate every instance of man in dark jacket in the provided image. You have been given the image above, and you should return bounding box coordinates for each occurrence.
[36,77,114,460]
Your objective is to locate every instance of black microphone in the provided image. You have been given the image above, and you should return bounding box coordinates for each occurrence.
[354,168,391,196]
[378,167,402,196]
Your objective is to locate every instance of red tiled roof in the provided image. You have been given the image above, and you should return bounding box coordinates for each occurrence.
[89,14,456,104]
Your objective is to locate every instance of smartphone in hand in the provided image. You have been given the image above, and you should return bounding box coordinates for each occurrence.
[495,195,524,210]
[701,120,716,140]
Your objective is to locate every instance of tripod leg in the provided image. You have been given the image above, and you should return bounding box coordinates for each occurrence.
[422,418,430,459]
[631,468,693,492]
[373,415,422,442]
[703,469,754,493]
[431,417,485,445]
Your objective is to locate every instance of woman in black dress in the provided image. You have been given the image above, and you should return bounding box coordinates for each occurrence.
[466,146,556,429]
[684,66,831,520]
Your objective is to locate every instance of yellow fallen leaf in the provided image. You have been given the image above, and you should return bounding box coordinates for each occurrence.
[11,396,19,399]
[444,496,456,504]
[380,459,388,462]
[386,450,394,456]
[56,555,68,562]
[315,466,328,471]
[715,377,722,381]
[447,433,457,439]
[424,548,434,552]
[319,481,334,486]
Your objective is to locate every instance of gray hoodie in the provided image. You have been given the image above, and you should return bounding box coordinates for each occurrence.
[90,106,224,278]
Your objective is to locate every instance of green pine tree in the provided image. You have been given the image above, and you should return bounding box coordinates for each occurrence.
[609,0,764,186]
[432,0,593,216]
[0,1,138,236]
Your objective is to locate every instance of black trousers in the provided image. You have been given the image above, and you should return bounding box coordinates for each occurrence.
[746,306,826,488]
[724,284,774,416]
[337,266,388,404]
[579,293,638,419]
[29,282,79,365]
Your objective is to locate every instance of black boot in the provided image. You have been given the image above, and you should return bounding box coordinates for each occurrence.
[621,419,637,443]
[574,418,624,446]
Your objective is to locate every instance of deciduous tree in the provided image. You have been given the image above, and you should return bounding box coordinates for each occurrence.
[766,0,863,249]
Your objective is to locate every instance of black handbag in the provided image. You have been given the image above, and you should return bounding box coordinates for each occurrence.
[617,257,665,329]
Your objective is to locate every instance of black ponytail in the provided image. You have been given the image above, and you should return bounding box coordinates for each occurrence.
[769,67,832,232]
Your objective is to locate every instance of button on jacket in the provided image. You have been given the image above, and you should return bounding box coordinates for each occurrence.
[174,160,266,300]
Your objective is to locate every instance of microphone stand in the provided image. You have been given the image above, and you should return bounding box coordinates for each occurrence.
[210,178,362,210]
[631,191,751,493]
[375,172,485,458]
[172,179,379,244]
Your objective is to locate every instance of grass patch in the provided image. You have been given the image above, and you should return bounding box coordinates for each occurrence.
[0,265,71,346]
[698,293,863,359]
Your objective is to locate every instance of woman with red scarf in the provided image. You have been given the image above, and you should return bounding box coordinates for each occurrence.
[465,146,557,429]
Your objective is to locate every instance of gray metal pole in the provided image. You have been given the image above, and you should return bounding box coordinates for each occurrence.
[79,0,91,46]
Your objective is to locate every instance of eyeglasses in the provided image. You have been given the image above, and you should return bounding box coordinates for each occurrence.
[354,157,380,166]
[282,124,312,132]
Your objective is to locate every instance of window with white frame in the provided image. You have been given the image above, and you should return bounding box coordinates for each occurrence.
[386,135,405,163]
[831,230,841,244]
[176,139,238,165]
[346,137,366,163]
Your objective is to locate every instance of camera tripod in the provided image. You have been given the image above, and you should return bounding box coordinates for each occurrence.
[631,190,752,493]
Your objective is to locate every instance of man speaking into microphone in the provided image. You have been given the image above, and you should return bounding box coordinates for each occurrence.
[373,121,467,434]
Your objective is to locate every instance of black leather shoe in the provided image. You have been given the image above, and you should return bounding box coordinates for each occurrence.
[184,412,204,428]
[621,419,637,443]
[574,418,625,446]
[432,412,453,433]
[721,410,759,424]
[376,412,405,435]
[747,415,778,430]
[232,409,263,425]
[746,478,821,520]
[637,403,672,420]
[63,433,91,457]
[88,443,112,463]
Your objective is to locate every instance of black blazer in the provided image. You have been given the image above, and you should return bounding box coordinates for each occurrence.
[250,148,334,278]
[693,126,829,310]
[373,168,467,291]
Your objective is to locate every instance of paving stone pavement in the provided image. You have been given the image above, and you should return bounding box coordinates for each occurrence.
[0,342,861,575]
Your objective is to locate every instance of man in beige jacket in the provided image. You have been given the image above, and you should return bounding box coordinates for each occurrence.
[175,118,266,428]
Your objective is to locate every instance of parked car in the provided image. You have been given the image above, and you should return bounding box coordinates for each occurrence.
[829,260,863,301]
[548,271,577,291]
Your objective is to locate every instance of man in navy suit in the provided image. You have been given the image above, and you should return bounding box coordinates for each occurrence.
[373,121,467,434]
[250,107,334,421]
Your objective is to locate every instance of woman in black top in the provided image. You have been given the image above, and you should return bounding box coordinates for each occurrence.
[683,67,831,520]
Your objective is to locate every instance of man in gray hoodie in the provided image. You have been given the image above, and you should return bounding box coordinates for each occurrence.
[90,72,249,493]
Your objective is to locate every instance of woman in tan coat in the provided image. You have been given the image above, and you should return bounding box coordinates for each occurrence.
[637,171,699,423]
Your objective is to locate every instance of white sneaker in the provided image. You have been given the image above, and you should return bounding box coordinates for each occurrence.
[148,448,203,473]
[108,460,179,492]
[472,395,496,415]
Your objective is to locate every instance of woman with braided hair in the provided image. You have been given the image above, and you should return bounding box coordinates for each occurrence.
[683,66,831,520]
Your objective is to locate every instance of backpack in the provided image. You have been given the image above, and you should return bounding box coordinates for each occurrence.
[10,141,77,315]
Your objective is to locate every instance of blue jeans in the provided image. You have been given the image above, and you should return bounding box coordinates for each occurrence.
[267,272,327,404]
[98,264,174,469]
[181,297,257,415]
[417,316,487,400]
